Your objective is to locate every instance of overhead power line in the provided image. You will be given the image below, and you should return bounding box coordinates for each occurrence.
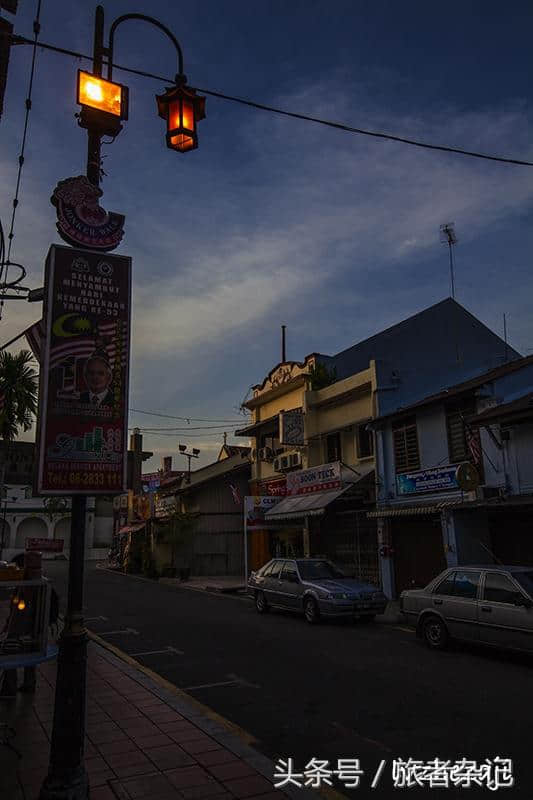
[6,32,533,168]
[0,3,42,318]
[129,408,243,423]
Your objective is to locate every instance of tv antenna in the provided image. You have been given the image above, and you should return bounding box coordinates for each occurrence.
[440,222,458,299]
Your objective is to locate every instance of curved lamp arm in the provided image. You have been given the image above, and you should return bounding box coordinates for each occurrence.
[107,13,184,81]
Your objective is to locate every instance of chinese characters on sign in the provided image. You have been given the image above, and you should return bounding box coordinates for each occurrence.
[274,757,514,791]
[37,245,131,495]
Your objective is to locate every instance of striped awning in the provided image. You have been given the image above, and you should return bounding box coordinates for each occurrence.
[367,500,463,518]
[264,486,350,521]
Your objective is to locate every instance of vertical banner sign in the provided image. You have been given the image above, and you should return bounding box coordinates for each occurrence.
[37,244,131,495]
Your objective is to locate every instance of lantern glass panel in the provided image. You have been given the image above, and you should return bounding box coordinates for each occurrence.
[78,71,123,117]
[168,96,195,135]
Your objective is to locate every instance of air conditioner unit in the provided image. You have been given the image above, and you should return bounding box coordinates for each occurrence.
[475,485,500,501]
[258,447,273,462]
[273,454,290,472]
[289,452,302,468]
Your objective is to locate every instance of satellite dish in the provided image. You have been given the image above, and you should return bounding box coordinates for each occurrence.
[455,462,480,492]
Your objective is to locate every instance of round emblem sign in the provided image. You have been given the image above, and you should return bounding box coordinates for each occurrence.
[455,461,480,492]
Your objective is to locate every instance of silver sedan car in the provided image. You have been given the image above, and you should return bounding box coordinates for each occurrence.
[400,565,533,652]
[248,558,388,624]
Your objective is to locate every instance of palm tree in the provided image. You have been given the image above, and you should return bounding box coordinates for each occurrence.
[0,349,38,508]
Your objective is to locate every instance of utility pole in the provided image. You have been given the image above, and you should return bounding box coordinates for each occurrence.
[178,444,200,483]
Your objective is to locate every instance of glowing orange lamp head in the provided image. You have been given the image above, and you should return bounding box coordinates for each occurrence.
[77,70,129,137]
[156,79,206,153]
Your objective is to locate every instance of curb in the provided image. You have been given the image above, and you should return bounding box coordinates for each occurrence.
[88,632,347,800]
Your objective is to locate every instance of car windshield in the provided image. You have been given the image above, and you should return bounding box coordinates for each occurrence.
[513,571,533,597]
[296,560,345,580]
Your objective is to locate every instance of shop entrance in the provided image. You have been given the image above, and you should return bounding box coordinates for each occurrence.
[271,527,303,559]
[392,516,446,594]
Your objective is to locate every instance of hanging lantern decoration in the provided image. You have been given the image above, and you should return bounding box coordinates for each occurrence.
[156,77,206,153]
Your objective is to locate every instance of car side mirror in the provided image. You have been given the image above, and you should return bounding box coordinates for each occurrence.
[515,596,533,609]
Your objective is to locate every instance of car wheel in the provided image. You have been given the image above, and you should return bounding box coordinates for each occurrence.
[422,614,448,649]
[255,591,268,614]
[304,597,320,625]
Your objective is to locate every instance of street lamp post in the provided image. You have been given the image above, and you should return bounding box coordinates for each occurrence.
[178,444,200,483]
[40,7,204,800]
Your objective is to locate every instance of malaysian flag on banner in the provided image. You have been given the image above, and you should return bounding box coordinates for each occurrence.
[229,483,242,506]
[24,319,45,363]
[49,320,129,371]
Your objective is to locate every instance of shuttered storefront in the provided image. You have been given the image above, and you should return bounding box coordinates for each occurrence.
[319,510,380,587]
[391,516,446,594]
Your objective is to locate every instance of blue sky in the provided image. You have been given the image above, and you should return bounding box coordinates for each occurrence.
[1,0,532,470]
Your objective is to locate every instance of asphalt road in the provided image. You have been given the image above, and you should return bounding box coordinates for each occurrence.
[46,561,533,798]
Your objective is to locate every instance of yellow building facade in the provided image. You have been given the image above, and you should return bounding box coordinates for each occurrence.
[237,357,380,581]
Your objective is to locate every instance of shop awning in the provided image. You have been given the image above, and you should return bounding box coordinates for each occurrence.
[264,486,350,521]
[118,522,146,535]
[367,499,463,518]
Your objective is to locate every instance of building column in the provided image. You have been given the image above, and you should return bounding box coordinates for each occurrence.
[377,517,395,598]
[441,510,458,568]
[302,517,310,558]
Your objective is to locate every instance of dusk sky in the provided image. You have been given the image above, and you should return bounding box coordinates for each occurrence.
[1,0,532,471]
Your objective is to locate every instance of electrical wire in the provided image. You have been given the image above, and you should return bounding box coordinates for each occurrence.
[6,32,533,168]
[132,424,242,431]
[0,3,42,319]
[129,408,243,423]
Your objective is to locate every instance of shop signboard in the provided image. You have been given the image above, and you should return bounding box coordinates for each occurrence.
[245,496,281,528]
[279,409,304,446]
[396,465,460,496]
[155,494,177,519]
[285,461,342,496]
[36,244,131,495]
[261,478,287,497]
[142,471,161,493]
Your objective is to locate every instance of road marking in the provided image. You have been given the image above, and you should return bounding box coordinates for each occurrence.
[182,679,241,691]
[393,625,415,634]
[129,646,184,657]
[226,673,260,689]
[98,628,139,637]
[85,616,109,622]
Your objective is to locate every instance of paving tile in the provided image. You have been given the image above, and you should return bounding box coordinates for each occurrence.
[207,760,257,780]
[162,721,208,739]
[90,786,117,800]
[165,765,214,790]
[89,768,116,787]
[243,793,285,800]
[97,739,140,757]
[179,785,231,800]
[222,775,276,799]
[145,743,196,770]
[113,761,159,779]
[89,729,130,745]
[119,772,179,799]
[104,750,153,770]
[194,750,238,769]
[180,737,223,756]
[131,733,173,750]
[85,755,109,774]
[144,709,184,724]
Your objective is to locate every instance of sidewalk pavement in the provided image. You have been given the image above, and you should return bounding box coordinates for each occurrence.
[1,638,325,800]
[159,576,246,594]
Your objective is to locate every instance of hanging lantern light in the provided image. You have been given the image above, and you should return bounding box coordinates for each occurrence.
[156,76,206,153]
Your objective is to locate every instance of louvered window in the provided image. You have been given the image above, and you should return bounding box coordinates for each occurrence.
[446,403,475,463]
[393,416,420,473]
